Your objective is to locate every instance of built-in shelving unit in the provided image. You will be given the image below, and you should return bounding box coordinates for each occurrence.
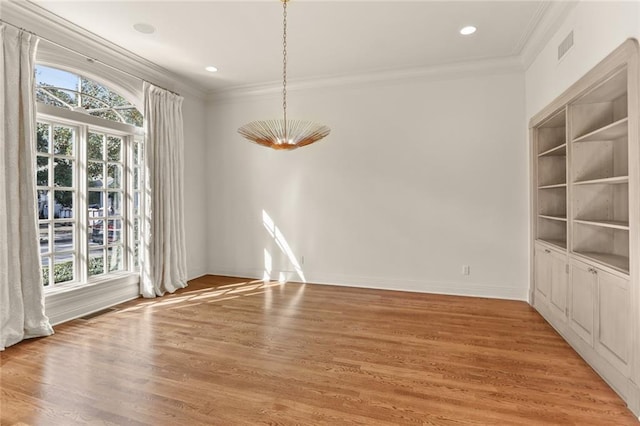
[530,40,639,416]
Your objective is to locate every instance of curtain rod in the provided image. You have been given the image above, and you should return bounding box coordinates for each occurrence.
[0,19,181,97]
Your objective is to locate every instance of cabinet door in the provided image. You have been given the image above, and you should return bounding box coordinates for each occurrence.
[549,250,568,319]
[596,269,630,375]
[535,246,551,301]
[569,260,596,346]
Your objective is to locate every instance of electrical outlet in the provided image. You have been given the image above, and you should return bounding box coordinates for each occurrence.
[462,265,470,276]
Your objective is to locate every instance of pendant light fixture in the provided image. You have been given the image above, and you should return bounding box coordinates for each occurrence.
[238,0,330,150]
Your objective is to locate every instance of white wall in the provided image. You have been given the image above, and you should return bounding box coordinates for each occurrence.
[207,71,529,300]
[526,1,640,119]
[182,95,209,279]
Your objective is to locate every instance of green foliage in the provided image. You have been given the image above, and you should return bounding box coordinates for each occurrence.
[42,257,105,285]
[41,260,73,285]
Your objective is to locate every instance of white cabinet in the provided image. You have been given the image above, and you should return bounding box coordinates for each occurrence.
[530,39,640,416]
[570,258,631,375]
[596,268,631,375]
[535,243,568,321]
[569,259,596,345]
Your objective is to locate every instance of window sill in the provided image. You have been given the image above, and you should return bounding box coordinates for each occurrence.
[45,272,140,325]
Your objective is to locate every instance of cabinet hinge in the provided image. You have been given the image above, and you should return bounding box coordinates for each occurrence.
[565,264,569,274]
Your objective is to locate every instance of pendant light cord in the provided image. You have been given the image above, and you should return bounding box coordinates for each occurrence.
[282,0,288,140]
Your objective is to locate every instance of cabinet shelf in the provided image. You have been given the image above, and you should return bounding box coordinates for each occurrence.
[539,183,567,189]
[537,238,567,250]
[573,176,628,186]
[539,214,567,222]
[573,117,628,143]
[573,219,629,230]
[573,251,629,274]
[538,143,567,157]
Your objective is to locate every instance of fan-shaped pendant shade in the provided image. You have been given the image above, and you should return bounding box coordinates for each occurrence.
[238,119,330,150]
[237,0,330,150]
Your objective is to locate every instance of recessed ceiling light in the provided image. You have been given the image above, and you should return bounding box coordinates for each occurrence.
[460,26,477,36]
[133,23,155,34]
[205,66,218,73]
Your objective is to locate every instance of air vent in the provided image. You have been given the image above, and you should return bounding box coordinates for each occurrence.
[79,307,117,320]
[558,31,574,60]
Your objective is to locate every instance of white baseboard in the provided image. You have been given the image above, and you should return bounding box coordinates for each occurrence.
[45,273,140,326]
[208,267,528,301]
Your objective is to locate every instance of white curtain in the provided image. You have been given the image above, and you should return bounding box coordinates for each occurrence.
[0,24,54,350]
[141,82,188,297]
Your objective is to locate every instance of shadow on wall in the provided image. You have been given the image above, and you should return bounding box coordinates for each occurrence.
[262,210,306,283]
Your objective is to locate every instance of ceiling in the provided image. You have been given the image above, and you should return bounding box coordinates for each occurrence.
[32,1,550,93]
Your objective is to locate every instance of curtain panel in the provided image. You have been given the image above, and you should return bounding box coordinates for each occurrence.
[0,24,54,350]
[141,82,188,297]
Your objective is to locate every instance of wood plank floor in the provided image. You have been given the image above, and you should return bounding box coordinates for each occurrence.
[1,275,637,425]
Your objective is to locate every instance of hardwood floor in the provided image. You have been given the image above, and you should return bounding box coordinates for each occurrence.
[1,275,637,425]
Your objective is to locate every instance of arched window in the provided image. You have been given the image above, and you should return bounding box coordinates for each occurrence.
[35,65,143,289]
[36,65,143,126]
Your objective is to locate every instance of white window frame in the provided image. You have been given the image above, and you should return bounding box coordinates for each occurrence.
[37,103,144,318]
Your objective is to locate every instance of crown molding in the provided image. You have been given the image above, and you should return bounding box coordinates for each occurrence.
[512,1,552,56]
[2,0,206,100]
[519,0,579,69]
[208,55,524,103]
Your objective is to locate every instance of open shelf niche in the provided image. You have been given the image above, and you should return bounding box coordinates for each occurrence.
[536,108,567,248]
[570,67,630,272]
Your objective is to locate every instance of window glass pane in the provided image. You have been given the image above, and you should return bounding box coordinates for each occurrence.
[36,156,49,186]
[133,142,139,164]
[108,164,122,189]
[88,191,104,214]
[108,192,122,216]
[39,224,50,256]
[53,222,74,252]
[90,219,105,246]
[37,123,50,153]
[121,109,143,127]
[88,162,104,187]
[53,126,74,156]
[133,192,140,216]
[53,159,73,188]
[53,256,74,284]
[36,90,67,109]
[107,136,122,161]
[88,132,104,160]
[41,257,50,286]
[89,249,104,276]
[134,242,140,268]
[53,190,74,219]
[133,218,140,241]
[108,245,123,272]
[107,219,122,244]
[37,190,50,219]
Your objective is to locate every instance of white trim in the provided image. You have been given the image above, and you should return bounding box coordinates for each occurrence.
[209,56,524,102]
[2,0,205,99]
[37,104,143,136]
[209,268,528,301]
[511,1,553,56]
[45,273,140,325]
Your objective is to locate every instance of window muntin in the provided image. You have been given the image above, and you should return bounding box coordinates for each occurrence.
[35,65,143,127]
